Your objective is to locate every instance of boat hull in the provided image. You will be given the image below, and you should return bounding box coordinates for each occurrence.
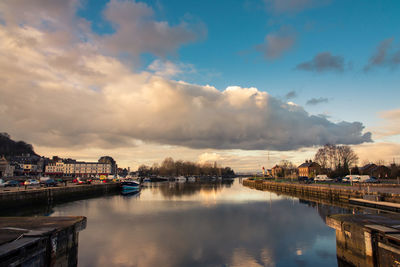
[121,181,141,194]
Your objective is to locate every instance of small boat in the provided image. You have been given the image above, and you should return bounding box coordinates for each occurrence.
[175,176,186,183]
[121,180,140,194]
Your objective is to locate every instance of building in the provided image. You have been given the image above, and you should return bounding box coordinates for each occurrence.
[360,164,391,179]
[10,153,42,176]
[298,160,321,178]
[0,156,15,177]
[271,165,283,177]
[45,158,65,177]
[98,156,117,174]
[45,156,113,178]
[64,162,111,177]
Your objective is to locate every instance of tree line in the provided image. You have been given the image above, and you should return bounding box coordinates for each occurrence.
[137,157,235,177]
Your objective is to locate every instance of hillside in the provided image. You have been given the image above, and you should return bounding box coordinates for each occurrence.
[0,132,38,158]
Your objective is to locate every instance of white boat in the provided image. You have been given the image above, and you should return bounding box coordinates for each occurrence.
[175,176,186,183]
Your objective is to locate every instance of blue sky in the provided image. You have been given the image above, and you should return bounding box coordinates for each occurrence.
[1,0,400,170]
[77,0,400,125]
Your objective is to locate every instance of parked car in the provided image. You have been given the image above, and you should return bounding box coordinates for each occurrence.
[44,179,58,187]
[342,176,350,183]
[4,180,20,187]
[334,177,343,183]
[0,179,5,187]
[24,179,40,186]
[298,176,313,183]
[39,176,51,185]
[362,177,379,183]
[73,177,91,185]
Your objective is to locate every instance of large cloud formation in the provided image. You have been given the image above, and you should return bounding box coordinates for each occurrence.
[0,0,371,151]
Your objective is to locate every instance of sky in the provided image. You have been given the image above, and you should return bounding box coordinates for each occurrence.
[0,0,399,172]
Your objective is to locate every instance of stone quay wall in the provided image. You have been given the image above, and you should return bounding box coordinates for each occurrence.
[242,179,400,204]
[0,183,120,209]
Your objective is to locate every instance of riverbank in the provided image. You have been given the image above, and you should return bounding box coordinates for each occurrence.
[0,182,120,210]
[243,179,400,209]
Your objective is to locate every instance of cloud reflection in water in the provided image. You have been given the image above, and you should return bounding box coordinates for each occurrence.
[52,180,339,267]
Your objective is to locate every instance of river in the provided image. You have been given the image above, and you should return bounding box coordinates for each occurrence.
[22,179,373,266]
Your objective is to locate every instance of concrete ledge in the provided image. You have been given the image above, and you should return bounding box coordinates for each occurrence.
[0,216,86,267]
[349,198,400,212]
[327,214,400,267]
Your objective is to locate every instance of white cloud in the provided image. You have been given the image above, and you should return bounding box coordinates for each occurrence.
[198,153,223,164]
[101,0,206,57]
[148,60,195,78]
[0,22,371,152]
[0,0,373,175]
[378,109,400,136]
[353,142,400,165]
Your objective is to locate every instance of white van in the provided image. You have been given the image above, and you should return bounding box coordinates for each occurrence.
[343,175,370,183]
[343,175,358,182]
[315,174,333,182]
[358,175,372,183]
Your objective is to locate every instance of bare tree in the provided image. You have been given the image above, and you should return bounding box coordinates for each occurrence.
[314,147,328,169]
[376,159,386,166]
[337,145,358,169]
[314,144,358,172]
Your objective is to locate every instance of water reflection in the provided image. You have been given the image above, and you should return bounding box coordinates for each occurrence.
[46,180,342,267]
[156,180,233,198]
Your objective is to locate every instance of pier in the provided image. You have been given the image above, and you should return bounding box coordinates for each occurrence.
[243,179,400,211]
[0,216,86,266]
[327,214,400,266]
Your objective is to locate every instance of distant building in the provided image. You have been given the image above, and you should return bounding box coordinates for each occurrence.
[98,156,117,174]
[298,160,321,178]
[0,156,15,177]
[271,165,283,177]
[21,163,39,175]
[64,162,111,177]
[9,153,42,175]
[45,156,113,178]
[45,158,65,177]
[360,164,391,178]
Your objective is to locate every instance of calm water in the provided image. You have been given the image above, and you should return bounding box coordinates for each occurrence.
[44,180,359,266]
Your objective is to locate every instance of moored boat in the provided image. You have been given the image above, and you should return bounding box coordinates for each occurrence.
[121,180,140,194]
[175,176,186,183]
